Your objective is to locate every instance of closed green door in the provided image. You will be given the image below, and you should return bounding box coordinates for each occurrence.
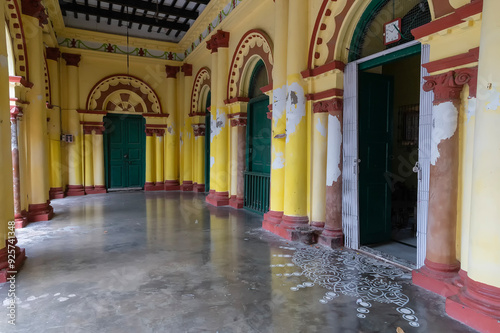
[205,92,211,192]
[359,72,393,245]
[105,114,145,189]
[248,96,272,173]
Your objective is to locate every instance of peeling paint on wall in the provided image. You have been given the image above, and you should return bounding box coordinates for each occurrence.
[210,156,215,169]
[210,109,226,143]
[0,55,7,68]
[273,85,287,127]
[466,97,477,123]
[431,102,458,165]
[486,84,500,111]
[272,151,285,170]
[210,116,216,143]
[326,115,342,186]
[285,82,306,143]
[316,117,327,137]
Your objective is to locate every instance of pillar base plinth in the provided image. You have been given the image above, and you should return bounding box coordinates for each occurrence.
[319,229,344,248]
[66,185,85,196]
[446,275,500,333]
[181,181,194,191]
[311,221,325,228]
[193,184,206,192]
[85,186,107,194]
[49,187,65,199]
[0,240,26,283]
[206,191,229,207]
[27,201,54,222]
[229,195,244,209]
[145,182,164,192]
[164,180,180,191]
[14,214,28,229]
[412,259,461,297]
[262,221,318,244]
[280,214,310,230]
[263,210,283,225]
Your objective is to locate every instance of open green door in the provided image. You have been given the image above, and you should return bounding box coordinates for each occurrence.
[104,114,145,189]
[205,91,211,193]
[359,72,393,245]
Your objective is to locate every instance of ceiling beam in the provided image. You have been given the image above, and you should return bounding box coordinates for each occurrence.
[59,2,191,32]
[98,0,199,20]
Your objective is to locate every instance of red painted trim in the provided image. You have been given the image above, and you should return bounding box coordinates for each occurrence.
[27,201,54,222]
[181,63,193,76]
[224,97,250,105]
[80,121,104,126]
[165,65,180,78]
[412,0,483,40]
[164,180,180,191]
[307,0,330,69]
[66,185,85,196]
[0,239,26,283]
[447,295,500,333]
[193,184,205,192]
[146,124,168,129]
[77,110,107,114]
[181,181,194,192]
[306,88,344,101]
[9,76,33,88]
[280,214,310,230]
[263,210,283,225]
[229,195,244,209]
[423,48,480,73]
[302,61,346,79]
[311,221,325,228]
[190,67,211,115]
[260,83,273,94]
[142,113,169,118]
[49,187,65,200]
[459,275,500,318]
[206,191,229,207]
[227,112,247,119]
[62,53,81,67]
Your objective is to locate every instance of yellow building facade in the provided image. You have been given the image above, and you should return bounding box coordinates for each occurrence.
[0,0,498,331]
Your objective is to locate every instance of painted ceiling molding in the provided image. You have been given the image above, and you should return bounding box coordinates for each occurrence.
[308,0,356,69]
[87,75,162,114]
[226,29,274,100]
[4,0,29,80]
[191,67,211,114]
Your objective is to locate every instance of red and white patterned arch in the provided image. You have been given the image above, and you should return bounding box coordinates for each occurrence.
[226,29,273,100]
[190,67,211,114]
[5,0,29,80]
[86,75,163,114]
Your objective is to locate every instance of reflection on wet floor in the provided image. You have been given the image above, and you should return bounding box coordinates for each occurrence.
[0,191,474,332]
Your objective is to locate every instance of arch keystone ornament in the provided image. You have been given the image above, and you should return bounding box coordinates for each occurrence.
[413,67,477,298]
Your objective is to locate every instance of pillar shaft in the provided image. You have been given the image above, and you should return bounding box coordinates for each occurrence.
[311,112,328,227]
[83,130,94,193]
[10,110,26,228]
[92,131,106,193]
[264,0,288,225]
[194,130,206,192]
[165,75,179,190]
[214,47,229,195]
[282,0,309,228]
[145,131,155,189]
[46,48,64,199]
[155,134,164,185]
[229,118,246,209]
[24,15,53,220]
[183,66,194,190]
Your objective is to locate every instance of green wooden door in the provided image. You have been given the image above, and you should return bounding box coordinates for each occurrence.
[359,72,393,245]
[205,92,211,192]
[105,114,145,189]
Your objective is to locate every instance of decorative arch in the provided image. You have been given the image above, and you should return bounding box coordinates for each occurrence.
[87,75,162,114]
[226,29,273,100]
[190,67,211,114]
[4,0,29,80]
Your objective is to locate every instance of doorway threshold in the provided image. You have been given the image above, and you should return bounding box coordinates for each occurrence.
[358,246,416,271]
[108,187,143,192]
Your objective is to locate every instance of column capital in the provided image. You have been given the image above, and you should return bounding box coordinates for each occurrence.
[10,106,24,121]
[46,47,61,61]
[206,30,230,53]
[423,68,477,104]
[313,98,343,115]
[165,65,180,78]
[230,118,247,127]
[62,53,81,67]
[181,64,193,76]
[21,0,48,27]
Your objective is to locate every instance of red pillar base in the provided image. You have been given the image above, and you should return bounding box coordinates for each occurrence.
[66,185,85,196]
[318,229,344,248]
[412,259,461,297]
[229,195,243,209]
[262,221,318,244]
[446,275,500,333]
[0,239,26,283]
[14,214,28,229]
[206,191,229,207]
[181,181,194,191]
[145,182,164,192]
[193,184,205,193]
[311,221,325,228]
[27,201,54,222]
[164,180,180,191]
[263,210,283,226]
[49,187,65,199]
[85,185,107,194]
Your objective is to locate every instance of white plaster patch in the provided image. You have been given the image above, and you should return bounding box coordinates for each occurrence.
[37,95,43,101]
[210,156,215,169]
[486,85,500,111]
[272,151,285,170]
[466,97,476,123]
[210,115,216,143]
[0,55,8,68]
[316,117,327,137]
[57,297,69,302]
[431,102,458,165]
[326,115,342,186]
[285,82,306,143]
[272,85,287,127]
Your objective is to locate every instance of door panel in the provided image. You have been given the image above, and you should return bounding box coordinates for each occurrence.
[359,72,393,245]
[248,98,272,174]
[105,114,145,189]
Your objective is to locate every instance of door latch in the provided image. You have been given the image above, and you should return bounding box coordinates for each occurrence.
[354,158,361,175]
[413,161,422,180]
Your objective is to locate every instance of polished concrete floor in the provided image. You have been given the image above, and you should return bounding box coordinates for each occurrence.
[0,191,475,332]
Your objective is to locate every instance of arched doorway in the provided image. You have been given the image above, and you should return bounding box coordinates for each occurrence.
[342,0,432,267]
[244,60,271,213]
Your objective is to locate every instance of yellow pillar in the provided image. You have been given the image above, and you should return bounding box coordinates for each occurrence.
[310,111,328,227]
[206,31,230,206]
[281,0,309,228]
[263,0,288,226]
[145,129,155,191]
[155,132,165,187]
[83,128,94,194]
[46,47,64,199]
[24,14,53,221]
[93,128,106,193]
[181,64,194,191]
[208,38,218,197]
[165,66,180,190]
[62,53,84,196]
[194,124,206,192]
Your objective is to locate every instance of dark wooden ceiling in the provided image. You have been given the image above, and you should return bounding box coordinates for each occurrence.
[59,0,211,42]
